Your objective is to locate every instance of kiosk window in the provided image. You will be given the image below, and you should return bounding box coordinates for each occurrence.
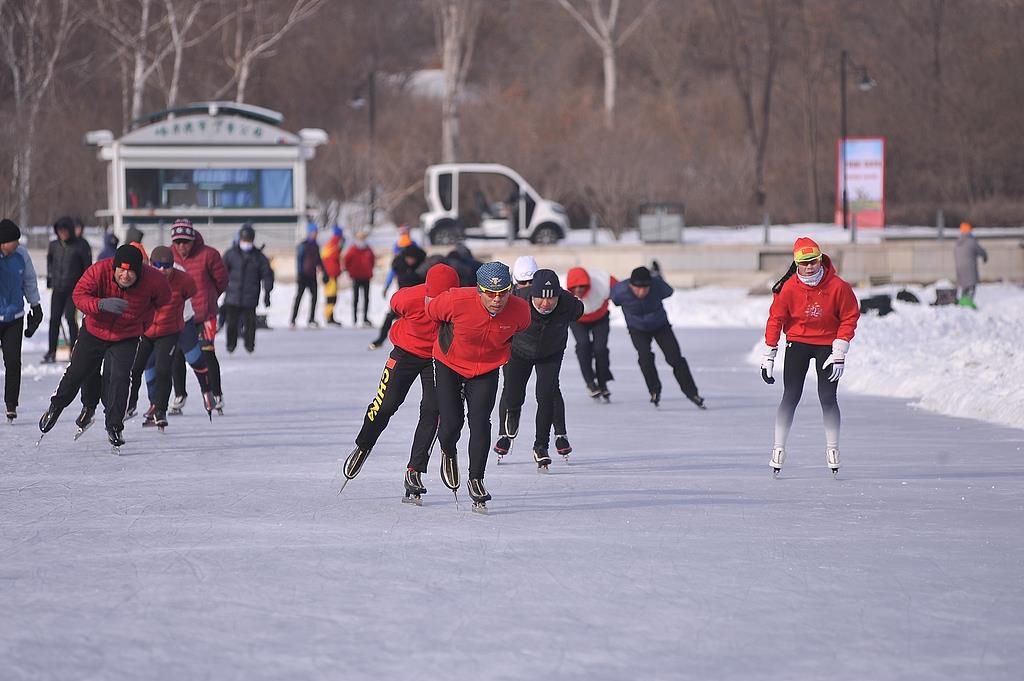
[125,168,294,209]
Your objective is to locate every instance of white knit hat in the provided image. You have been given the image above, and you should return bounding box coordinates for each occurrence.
[512,255,539,284]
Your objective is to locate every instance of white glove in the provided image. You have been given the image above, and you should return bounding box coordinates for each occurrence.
[761,344,778,384]
[822,339,850,382]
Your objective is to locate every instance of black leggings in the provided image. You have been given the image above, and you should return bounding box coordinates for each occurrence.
[571,315,612,389]
[51,327,139,430]
[1,317,24,409]
[434,361,499,480]
[355,347,439,472]
[291,275,318,324]
[47,289,78,354]
[774,341,840,449]
[627,324,699,398]
[351,279,370,324]
[497,352,568,448]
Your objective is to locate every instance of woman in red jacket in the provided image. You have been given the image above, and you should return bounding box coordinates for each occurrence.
[426,261,531,511]
[38,245,171,448]
[343,231,375,327]
[761,237,860,478]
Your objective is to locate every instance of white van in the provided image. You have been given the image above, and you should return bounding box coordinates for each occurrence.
[420,163,568,245]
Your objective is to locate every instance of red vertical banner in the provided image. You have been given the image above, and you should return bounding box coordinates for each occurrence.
[836,137,886,227]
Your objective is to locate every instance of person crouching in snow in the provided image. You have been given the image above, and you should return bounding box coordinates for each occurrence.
[761,237,860,478]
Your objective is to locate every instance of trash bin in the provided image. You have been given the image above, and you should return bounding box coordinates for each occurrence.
[638,202,685,243]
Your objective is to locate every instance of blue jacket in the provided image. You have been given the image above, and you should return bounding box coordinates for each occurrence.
[610,276,673,332]
[0,244,41,322]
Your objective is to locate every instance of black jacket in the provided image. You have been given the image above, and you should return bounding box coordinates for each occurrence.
[46,236,92,292]
[222,245,274,307]
[510,288,584,361]
[392,245,427,289]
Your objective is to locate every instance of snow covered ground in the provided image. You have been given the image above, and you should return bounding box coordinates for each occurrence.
[2,286,1023,680]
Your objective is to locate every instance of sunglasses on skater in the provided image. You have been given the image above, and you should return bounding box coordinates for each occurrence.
[478,284,512,299]
[152,261,174,269]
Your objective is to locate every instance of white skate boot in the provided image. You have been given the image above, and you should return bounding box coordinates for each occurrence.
[826,447,840,478]
[770,447,785,479]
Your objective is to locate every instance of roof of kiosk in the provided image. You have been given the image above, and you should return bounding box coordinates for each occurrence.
[119,102,300,146]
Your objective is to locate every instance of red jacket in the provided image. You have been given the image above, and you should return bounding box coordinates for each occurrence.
[74,260,172,342]
[566,267,617,324]
[765,256,860,347]
[173,231,228,322]
[427,287,531,378]
[321,234,344,279]
[145,268,196,338]
[388,283,436,359]
[343,245,375,281]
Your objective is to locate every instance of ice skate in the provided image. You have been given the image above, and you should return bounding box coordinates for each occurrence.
[212,394,224,415]
[402,468,427,506]
[826,447,840,478]
[770,447,785,479]
[168,393,186,415]
[41,352,56,365]
[533,446,552,472]
[107,427,125,454]
[367,341,383,351]
[39,403,62,435]
[339,446,370,493]
[587,381,603,399]
[650,390,661,407]
[73,405,96,440]
[155,412,168,433]
[555,434,572,459]
[201,392,214,421]
[689,394,707,410]
[125,404,138,420]
[141,405,157,427]
[5,407,15,424]
[599,385,611,403]
[493,435,513,461]
[467,478,491,514]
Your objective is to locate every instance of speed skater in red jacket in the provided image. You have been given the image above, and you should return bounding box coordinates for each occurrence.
[341,263,462,500]
[426,261,531,507]
[39,245,171,443]
[565,266,618,398]
[760,237,860,477]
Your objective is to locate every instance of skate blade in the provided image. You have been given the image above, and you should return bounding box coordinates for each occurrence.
[73,424,92,441]
[338,476,352,495]
[471,502,488,514]
[831,468,840,479]
[537,464,550,473]
[402,495,423,506]
[561,454,570,463]
[771,467,781,479]
[111,446,122,455]
[216,409,224,416]
[35,435,45,447]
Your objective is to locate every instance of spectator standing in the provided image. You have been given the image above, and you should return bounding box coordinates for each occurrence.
[320,224,345,326]
[222,224,274,351]
[343,230,375,327]
[954,222,988,308]
[44,216,92,363]
[291,222,325,328]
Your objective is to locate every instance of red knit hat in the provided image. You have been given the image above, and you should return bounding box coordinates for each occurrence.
[793,237,822,263]
[425,263,460,297]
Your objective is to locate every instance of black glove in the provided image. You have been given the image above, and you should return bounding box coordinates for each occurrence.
[263,291,271,307]
[322,273,330,284]
[97,297,128,315]
[24,304,43,338]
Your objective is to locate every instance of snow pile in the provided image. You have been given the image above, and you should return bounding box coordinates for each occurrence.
[735,282,1024,430]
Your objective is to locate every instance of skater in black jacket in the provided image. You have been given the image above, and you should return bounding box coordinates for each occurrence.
[44,216,92,362]
[493,269,583,468]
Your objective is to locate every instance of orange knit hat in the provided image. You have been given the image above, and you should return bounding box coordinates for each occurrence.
[793,237,822,263]
[959,222,973,233]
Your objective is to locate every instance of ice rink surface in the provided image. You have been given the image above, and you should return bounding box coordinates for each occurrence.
[2,323,1022,680]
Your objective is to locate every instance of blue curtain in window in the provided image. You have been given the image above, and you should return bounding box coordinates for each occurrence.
[260,169,293,208]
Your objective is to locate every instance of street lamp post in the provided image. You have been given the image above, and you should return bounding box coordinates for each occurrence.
[840,49,876,239]
[350,56,378,228]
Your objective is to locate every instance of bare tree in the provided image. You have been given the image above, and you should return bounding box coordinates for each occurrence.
[160,0,215,108]
[709,0,791,213]
[0,0,80,227]
[554,0,660,129]
[432,0,482,163]
[214,0,326,104]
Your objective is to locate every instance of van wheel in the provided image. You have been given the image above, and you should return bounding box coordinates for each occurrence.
[530,223,562,244]
[430,225,461,245]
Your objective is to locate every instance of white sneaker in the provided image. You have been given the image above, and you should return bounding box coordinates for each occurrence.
[770,447,785,471]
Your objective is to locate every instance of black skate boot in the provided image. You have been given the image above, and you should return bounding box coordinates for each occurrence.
[154,411,168,432]
[598,384,611,403]
[212,394,224,415]
[125,401,138,420]
[467,478,491,514]
[141,405,157,427]
[440,451,460,505]
[554,434,572,459]
[6,405,15,423]
[587,381,603,399]
[650,390,661,407]
[107,427,126,453]
[533,446,553,472]
[493,435,513,459]
[688,394,707,410]
[39,403,63,434]
[403,467,427,505]
[73,405,96,440]
[341,446,370,492]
